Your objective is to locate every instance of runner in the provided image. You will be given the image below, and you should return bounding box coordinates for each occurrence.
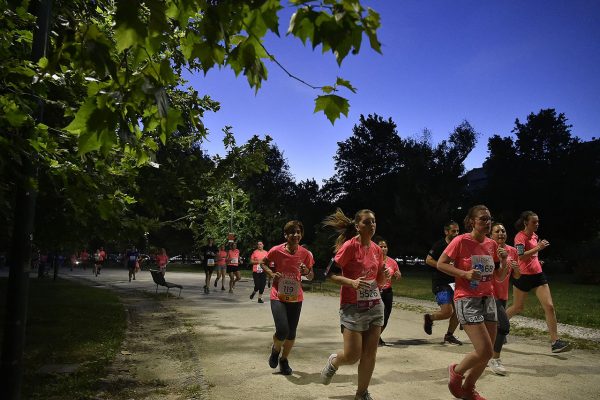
[94,246,106,277]
[377,239,401,346]
[489,222,521,375]
[423,221,463,345]
[226,242,241,293]
[506,211,570,353]
[214,244,227,291]
[201,238,218,294]
[320,208,390,400]
[262,221,314,375]
[249,240,268,303]
[80,249,89,270]
[126,245,139,282]
[437,205,508,400]
[156,248,169,276]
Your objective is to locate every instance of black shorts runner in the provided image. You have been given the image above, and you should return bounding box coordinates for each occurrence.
[511,272,548,292]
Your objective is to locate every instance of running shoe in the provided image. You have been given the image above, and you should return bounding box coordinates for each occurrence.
[250,291,256,300]
[320,354,337,385]
[268,345,280,368]
[488,358,506,376]
[258,298,264,303]
[423,314,433,335]
[462,385,487,400]
[354,390,374,400]
[221,286,225,291]
[447,363,464,399]
[229,289,233,293]
[213,280,218,287]
[444,333,463,345]
[551,339,570,353]
[279,358,292,375]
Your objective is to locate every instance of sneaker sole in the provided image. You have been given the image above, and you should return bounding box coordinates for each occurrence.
[552,345,571,353]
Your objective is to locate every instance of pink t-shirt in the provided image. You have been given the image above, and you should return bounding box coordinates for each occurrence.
[267,244,314,302]
[380,257,399,290]
[251,249,268,273]
[492,245,518,301]
[334,236,384,305]
[443,233,499,300]
[156,254,168,267]
[216,250,227,266]
[514,231,543,275]
[227,249,240,266]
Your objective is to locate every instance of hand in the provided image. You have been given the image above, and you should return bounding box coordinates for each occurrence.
[394,271,402,280]
[352,275,370,290]
[538,239,550,251]
[497,247,508,259]
[272,272,282,280]
[465,269,481,281]
[384,267,392,280]
[299,263,309,276]
[510,260,519,272]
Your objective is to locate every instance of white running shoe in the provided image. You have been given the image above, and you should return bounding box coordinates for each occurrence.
[488,358,507,376]
[320,353,337,385]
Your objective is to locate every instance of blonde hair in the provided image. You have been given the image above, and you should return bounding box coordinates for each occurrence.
[323,208,375,252]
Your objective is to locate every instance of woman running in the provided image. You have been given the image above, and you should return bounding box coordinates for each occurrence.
[320,208,390,400]
[437,205,508,400]
[214,244,227,291]
[250,240,268,303]
[488,222,520,375]
[156,248,169,276]
[377,239,401,346]
[505,211,570,353]
[262,220,314,375]
[226,242,241,293]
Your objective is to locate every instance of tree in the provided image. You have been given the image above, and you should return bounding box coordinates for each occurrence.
[0,1,383,397]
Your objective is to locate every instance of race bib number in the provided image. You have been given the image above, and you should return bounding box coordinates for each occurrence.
[471,255,495,282]
[256,264,263,273]
[357,280,381,310]
[207,258,215,266]
[278,277,300,302]
[230,257,238,264]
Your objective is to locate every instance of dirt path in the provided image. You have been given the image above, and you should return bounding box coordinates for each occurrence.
[67,269,600,400]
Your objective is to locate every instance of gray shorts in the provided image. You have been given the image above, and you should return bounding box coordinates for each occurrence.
[339,303,384,332]
[215,265,226,272]
[455,296,497,325]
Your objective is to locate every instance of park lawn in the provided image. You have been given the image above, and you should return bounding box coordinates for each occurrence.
[0,277,126,399]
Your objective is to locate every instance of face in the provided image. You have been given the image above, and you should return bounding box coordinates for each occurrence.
[356,212,376,239]
[445,224,459,240]
[378,241,388,256]
[231,242,237,249]
[472,209,492,235]
[525,214,539,232]
[491,224,507,244]
[257,241,264,250]
[285,227,303,245]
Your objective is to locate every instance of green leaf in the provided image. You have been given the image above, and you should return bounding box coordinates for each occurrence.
[37,57,48,68]
[335,77,357,93]
[314,94,349,125]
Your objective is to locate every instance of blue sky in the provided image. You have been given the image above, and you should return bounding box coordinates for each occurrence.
[184,0,600,183]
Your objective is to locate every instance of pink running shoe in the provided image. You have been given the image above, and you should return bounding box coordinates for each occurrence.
[462,386,487,400]
[448,363,465,398]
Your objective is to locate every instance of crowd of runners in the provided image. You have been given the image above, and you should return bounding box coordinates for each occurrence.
[238,206,570,400]
[62,204,571,400]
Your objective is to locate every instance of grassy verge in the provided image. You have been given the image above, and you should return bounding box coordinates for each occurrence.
[0,277,126,399]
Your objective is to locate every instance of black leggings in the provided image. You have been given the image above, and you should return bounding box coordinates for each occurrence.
[270,300,302,341]
[494,298,510,353]
[381,288,393,331]
[252,272,267,294]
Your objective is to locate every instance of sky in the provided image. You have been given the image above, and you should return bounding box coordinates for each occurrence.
[183,0,600,184]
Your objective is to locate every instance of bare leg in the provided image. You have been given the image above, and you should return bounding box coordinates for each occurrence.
[455,322,496,389]
[534,284,559,342]
[356,325,381,395]
[506,286,528,319]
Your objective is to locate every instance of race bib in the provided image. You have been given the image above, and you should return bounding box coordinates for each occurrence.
[357,280,381,310]
[230,257,238,264]
[278,277,300,302]
[256,264,263,273]
[207,258,215,266]
[471,255,495,282]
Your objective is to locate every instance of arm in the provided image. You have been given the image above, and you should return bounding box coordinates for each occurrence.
[437,253,476,280]
[517,239,550,260]
[425,255,438,268]
[261,257,281,280]
[494,247,509,281]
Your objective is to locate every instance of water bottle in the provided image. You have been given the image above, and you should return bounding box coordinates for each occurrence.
[470,263,484,288]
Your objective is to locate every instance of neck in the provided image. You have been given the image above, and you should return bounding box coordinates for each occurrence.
[470,230,486,242]
[358,235,371,246]
[286,243,298,253]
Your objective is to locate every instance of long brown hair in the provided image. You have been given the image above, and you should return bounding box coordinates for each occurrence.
[514,211,537,231]
[323,208,374,251]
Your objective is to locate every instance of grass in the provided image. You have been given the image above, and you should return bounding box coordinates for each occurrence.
[0,277,126,399]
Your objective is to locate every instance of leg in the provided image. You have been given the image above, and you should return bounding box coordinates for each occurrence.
[257,272,267,300]
[356,324,381,395]
[447,304,460,333]
[494,299,510,356]
[456,321,496,389]
[506,286,528,319]
[534,284,559,342]
[380,289,393,334]
[332,329,363,368]
[432,302,455,321]
[229,271,235,291]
